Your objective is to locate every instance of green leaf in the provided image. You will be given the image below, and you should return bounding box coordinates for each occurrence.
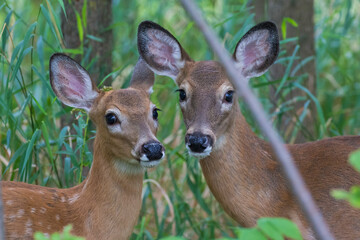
[186,174,212,215]
[349,186,360,208]
[32,65,55,97]
[20,129,41,181]
[33,232,48,240]
[86,34,103,42]
[40,5,61,48]
[331,189,350,200]
[9,21,36,85]
[3,143,28,175]
[257,218,284,240]
[82,0,87,29]
[62,48,83,55]
[159,237,187,240]
[237,228,267,240]
[41,121,54,161]
[34,225,84,240]
[0,3,5,11]
[276,45,299,96]
[75,11,84,43]
[281,17,298,39]
[332,186,360,208]
[293,82,326,139]
[285,17,298,27]
[262,218,303,240]
[135,216,147,240]
[31,93,47,115]
[1,10,12,50]
[46,0,64,41]
[57,0,66,18]
[349,149,360,172]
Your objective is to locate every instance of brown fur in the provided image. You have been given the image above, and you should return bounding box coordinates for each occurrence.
[2,84,160,239]
[136,21,360,239]
[177,61,360,239]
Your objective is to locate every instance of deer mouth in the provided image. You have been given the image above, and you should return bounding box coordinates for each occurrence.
[186,145,212,159]
[185,132,213,158]
[139,153,164,168]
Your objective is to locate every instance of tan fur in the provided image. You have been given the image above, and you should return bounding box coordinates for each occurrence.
[136,20,359,239]
[176,61,360,239]
[2,87,159,239]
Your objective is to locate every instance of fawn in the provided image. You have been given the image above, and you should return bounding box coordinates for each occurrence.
[137,20,360,239]
[2,54,165,239]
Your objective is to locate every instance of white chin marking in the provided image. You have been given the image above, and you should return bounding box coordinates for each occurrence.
[140,160,161,168]
[186,145,212,159]
[139,151,165,168]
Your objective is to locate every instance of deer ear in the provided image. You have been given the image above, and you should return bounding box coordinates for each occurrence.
[49,53,99,112]
[129,57,155,94]
[137,21,192,80]
[233,21,279,79]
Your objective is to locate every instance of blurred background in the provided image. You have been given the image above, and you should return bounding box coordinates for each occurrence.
[0,0,360,239]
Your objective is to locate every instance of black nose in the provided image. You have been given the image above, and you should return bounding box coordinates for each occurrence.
[185,132,213,153]
[142,142,164,161]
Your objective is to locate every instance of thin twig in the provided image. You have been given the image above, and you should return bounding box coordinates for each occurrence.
[179,0,334,239]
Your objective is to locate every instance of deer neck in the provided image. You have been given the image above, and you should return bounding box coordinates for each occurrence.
[200,107,287,226]
[72,136,144,239]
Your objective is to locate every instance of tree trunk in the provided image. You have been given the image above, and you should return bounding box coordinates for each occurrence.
[252,0,316,143]
[60,0,113,183]
[61,0,113,86]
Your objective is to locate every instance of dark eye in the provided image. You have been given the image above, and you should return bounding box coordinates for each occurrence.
[176,89,186,101]
[153,108,161,120]
[224,90,234,103]
[105,113,118,125]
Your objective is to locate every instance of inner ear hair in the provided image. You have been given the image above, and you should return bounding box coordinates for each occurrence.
[233,21,279,78]
[49,53,99,111]
[137,21,192,79]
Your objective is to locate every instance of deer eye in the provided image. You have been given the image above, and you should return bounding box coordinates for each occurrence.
[176,89,186,101]
[153,108,161,120]
[224,90,234,103]
[105,113,118,125]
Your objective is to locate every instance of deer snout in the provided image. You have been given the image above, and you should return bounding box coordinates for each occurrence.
[185,132,213,157]
[141,141,165,162]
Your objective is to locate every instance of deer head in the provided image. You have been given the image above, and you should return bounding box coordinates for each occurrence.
[50,54,165,171]
[137,21,279,158]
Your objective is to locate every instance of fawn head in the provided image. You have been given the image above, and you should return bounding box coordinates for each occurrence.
[138,21,279,158]
[50,54,164,171]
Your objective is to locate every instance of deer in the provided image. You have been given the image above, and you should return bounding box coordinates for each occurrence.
[137,20,360,239]
[1,54,165,240]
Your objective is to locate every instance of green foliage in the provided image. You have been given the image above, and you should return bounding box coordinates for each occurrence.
[159,237,187,240]
[34,225,84,240]
[0,0,359,239]
[315,0,360,136]
[281,17,298,39]
[220,218,302,240]
[332,149,360,208]
[349,149,360,172]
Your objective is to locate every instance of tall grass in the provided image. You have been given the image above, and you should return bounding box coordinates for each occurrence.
[0,0,359,239]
